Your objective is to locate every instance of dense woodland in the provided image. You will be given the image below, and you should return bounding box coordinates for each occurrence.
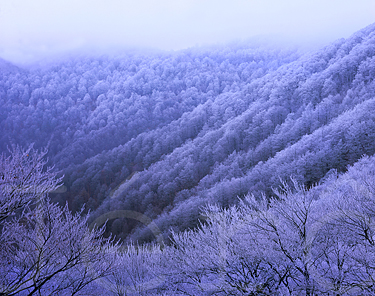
[2,22,375,293]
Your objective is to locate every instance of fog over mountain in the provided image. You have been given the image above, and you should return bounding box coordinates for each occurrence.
[1,22,375,245]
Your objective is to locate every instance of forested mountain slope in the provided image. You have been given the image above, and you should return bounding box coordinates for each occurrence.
[1,23,375,242]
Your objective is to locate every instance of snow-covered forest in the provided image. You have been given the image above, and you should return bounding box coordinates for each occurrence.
[2,22,375,295]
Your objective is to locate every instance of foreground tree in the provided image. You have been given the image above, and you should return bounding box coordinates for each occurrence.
[102,244,164,296]
[0,145,117,295]
[0,145,61,222]
[0,201,118,296]
[310,157,375,294]
[168,201,289,295]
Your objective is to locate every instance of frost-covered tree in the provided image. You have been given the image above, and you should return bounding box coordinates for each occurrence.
[0,145,61,223]
[0,201,117,296]
[102,244,164,296]
[0,145,118,295]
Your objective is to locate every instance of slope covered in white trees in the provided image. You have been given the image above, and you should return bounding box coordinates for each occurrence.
[1,23,375,243]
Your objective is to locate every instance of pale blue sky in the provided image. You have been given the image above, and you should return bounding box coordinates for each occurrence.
[0,0,374,63]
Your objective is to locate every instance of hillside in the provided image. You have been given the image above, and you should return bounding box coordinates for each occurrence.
[1,23,375,242]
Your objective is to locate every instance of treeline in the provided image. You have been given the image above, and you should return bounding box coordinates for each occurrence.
[1,23,375,241]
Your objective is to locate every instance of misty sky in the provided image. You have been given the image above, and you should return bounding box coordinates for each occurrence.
[1,0,374,64]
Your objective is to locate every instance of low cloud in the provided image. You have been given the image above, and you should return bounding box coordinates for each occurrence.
[1,0,374,63]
